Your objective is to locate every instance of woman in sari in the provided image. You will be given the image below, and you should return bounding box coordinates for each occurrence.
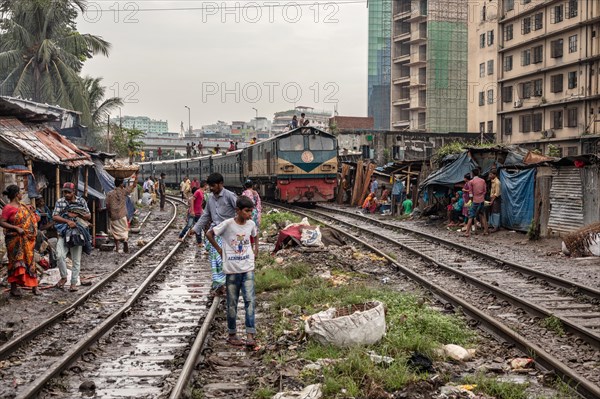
[0,185,40,296]
[362,193,378,214]
[242,180,262,228]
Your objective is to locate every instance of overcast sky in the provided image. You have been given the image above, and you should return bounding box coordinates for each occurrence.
[78,0,368,132]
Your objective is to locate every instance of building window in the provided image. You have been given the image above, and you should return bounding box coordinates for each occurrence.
[520,115,532,133]
[552,110,563,129]
[522,49,531,66]
[479,63,485,77]
[479,91,485,106]
[487,30,494,46]
[532,113,542,131]
[503,86,513,103]
[567,146,578,156]
[567,108,578,127]
[534,13,543,30]
[551,39,563,58]
[551,5,563,23]
[505,0,514,12]
[522,81,532,98]
[487,89,494,104]
[480,33,485,48]
[482,4,486,21]
[487,121,493,133]
[551,74,563,93]
[533,45,543,63]
[504,118,513,135]
[479,122,485,134]
[522,17,531,34]
[487,60,494,75]
[568,71,577,89]
[504,24,513,41]
[567,0,577,18]
[533,79,543,96]
[568,35,577,53]
[504,55,513,71]
[522,0,531,4]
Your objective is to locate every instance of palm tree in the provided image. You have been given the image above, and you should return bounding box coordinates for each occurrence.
[0,0,110,124]
[84,76,123,127]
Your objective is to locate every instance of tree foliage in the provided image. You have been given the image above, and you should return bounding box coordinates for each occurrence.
[0,0,110,125]
[111,127,145,158]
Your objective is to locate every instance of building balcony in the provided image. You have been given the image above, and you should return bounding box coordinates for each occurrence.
[392,97,411,106]
[393,8,411,21]
[393,32,411,42]
[407,34,427,44]
[393,75,411,85]
[393,54,411,63]
[406,57,426,66]
[407,9,427,22]
[407,102,426,110]
[408,80,426,88]
[392,120,410,128]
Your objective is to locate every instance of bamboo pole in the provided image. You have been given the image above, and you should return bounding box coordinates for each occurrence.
[84,166,89,198]
[92,201,96,248]
[55,167,60,202]
[27,159,35,208]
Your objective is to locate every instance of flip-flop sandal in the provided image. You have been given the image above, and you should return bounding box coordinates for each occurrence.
[245,340,260,351]
[69,286,79,292]
[226,337,245,347]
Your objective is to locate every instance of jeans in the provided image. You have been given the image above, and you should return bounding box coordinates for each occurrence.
[56,237,82,285]
[179,215,201,242]
[489,213,500,228]
[226,272,256,335]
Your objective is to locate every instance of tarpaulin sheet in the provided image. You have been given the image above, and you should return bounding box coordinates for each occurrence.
[93,159,115,193]
[500,168,535,231]
[419,152,478,190]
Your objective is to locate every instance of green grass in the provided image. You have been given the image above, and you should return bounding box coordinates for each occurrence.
[253,265,477,398]
[541,316,565,337]
[462,374,529,399]
[260,211,301,230]
[254,387,277,399]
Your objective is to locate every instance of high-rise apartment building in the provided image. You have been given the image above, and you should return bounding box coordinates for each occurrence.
[391,0,468,133]
[117,116,169,134]
[368,0,392,130]
[468,0,499,138]
[495,0,600,156]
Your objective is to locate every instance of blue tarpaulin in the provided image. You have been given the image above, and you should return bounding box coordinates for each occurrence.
[419,152,478,190]
[500,168,535,231]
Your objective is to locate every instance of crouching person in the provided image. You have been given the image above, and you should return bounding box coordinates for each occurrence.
[206,195,259,349]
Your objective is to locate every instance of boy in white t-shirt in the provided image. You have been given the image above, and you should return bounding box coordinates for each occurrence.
[206,195,259,348]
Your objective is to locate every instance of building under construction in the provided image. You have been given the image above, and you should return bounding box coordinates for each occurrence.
[391,0,468,133]
[368,0,392,130]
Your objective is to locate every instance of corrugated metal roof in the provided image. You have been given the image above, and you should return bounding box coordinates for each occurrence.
[548,167,584,235]
[0,117,92,167]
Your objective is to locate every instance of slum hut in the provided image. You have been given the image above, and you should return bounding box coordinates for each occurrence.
[532,154,600,237]
[0,117,108,241]
[418,147,536,232]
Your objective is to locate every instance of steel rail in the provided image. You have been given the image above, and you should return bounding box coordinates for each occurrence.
[319,204,600,300]
[169,298,221,399]
[0,200,176,360]
[282,206,600,399]
[298,205,600,349]
[16,200,185,399]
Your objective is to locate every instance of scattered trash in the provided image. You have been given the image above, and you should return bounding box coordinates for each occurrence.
[438,384,476,398]
[272,383,323,399]
[510,357,534,370]
[381,277,390,284]
[304,301,386,347]
[275,257,284,265]
[368,351,394,366]
[301,226,323,247]
[79,380,96,391]
[442,344,472,361]
[562,222,600,257]
[407,352,434,373]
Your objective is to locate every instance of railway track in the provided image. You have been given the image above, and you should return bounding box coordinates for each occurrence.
[275,203,600,399]
[0,199,220,398]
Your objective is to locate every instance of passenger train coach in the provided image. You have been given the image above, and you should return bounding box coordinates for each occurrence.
[138,127,338,203]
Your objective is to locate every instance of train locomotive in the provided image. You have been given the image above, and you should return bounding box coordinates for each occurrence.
[139,126,338,203]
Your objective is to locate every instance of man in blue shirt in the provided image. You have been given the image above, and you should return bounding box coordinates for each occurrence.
[192,173,237,295]
[391,177,404,216]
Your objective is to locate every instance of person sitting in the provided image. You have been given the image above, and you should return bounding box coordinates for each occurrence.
[141,189,152,206]
[402,197,413,215]
[362,193,378,214]
[35,196,55,237]
[380,185,390,203]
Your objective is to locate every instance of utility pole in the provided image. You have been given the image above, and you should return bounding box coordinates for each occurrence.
[184,105,191,136]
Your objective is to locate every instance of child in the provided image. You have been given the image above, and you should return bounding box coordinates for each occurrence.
[206,196,259,348]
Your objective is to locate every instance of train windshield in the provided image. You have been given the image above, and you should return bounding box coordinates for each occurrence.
[279,135,305,151]
[308,135,335,151]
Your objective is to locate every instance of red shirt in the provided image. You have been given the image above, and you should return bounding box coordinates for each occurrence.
[470,176,486,203]
[193,190,204,216]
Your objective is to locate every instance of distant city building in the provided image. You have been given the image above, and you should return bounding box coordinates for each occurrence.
[272,106,332,134]
[117,116,169,134]
[201,120,232,137]
[249,117,271,133]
